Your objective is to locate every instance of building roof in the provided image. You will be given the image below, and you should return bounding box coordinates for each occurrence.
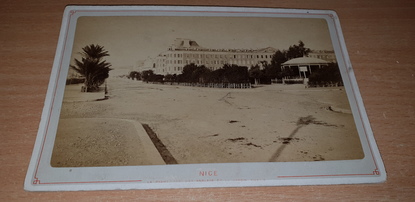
[170,38,277,53]
[282,57,329,66]
[257,47,277,53]
[173,38,202,49]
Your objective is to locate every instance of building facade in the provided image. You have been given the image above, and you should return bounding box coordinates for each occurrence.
[308,50,337,63]
[153,38,277,75]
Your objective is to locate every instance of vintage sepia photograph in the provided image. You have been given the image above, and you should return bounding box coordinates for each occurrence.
[50,15,364,168]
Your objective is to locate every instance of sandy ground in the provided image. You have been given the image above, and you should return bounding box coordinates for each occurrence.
[51,77,364,167]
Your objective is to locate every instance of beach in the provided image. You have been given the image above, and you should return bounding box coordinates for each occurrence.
[51,76,364,167]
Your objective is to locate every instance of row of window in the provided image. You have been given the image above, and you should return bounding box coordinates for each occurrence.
[159,65,222,73]
[160,66,183,73]
[163,57,272,65]
[166,53,273,59]
[313,55,335,59]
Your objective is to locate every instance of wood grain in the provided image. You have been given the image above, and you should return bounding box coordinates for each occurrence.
[1,0,414,201]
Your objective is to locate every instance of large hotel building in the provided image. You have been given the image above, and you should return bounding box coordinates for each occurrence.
[151,38,277,75]
[135,38,336,76]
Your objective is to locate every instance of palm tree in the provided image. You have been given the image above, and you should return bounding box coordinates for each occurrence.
[70,44,112,92]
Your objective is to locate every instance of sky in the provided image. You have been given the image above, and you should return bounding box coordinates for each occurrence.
[70,16,334,69]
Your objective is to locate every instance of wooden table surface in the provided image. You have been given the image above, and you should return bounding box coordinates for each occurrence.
[1,0,414,201]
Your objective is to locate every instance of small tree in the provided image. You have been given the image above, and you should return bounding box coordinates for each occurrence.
[70,44,112,92]
[286,40,311,60]
[249,65,263,85]
[209,68,226,83]
[308,63,342,86]
[179,63,198,82]
[270,50,287,80]
[129,71,141,80]
[223,64,249,83]
[192,65,211,83]
[141,70,154,82]
[164,74,174,82]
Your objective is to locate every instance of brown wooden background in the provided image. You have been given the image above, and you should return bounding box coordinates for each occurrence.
[1,0,414,201]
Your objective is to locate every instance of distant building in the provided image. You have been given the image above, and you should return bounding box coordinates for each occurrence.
[134,57,156,72]
[134,60,144,70]
[308,50,337,63]
[153,38,277,75]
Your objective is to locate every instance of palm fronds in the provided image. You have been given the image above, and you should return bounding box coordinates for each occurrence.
[70,44,112,92]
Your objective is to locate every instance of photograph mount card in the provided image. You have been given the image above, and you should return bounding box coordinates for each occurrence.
[25,6,386,191]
